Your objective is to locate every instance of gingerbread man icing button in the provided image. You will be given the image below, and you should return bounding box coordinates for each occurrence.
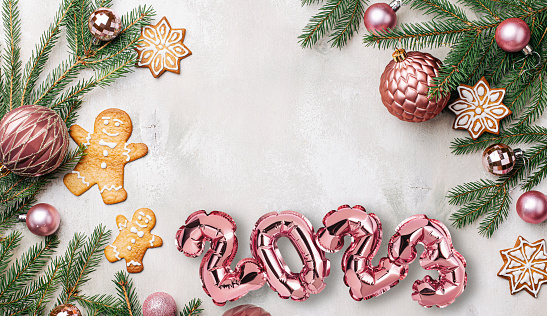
[105,208,163,273]
[63,108,148,204]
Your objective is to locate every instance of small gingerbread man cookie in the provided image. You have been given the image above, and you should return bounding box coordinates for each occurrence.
[105,208,163,273]
[63,109,148,204]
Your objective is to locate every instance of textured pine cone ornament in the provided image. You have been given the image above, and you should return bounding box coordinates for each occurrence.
[0,105,69,177]
[379,48,450,122]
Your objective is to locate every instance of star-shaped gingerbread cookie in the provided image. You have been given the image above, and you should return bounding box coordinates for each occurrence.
[105,208,163,273]
[135,16,192,78]
[498,236,547,297]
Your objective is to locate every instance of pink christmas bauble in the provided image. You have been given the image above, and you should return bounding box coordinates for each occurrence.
[364,3,397,33]
[516,191,547,224]
[26,203,60,236]
[0,105,69,177]
[88,7,122,41]
[379,48,449,122]
[223,304,271,316]
[482,143,516,175]
[143,292,177,316]
[495,18,531,53]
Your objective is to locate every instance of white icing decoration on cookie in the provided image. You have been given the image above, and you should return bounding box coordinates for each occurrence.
[136,222,147,228]
[101,162,107,169]
[104,120,109,125]
[139,211,145,216]
[109,245,121,260]
[131,239,136,243]
[145,219,149,224]
[72,171,90,186]
[103,150,108,156]
[102,117,111,120]
[127,260,141,266]
[127,246,132,251]
[123,143,131,161]
[102,128,119,137]
[150,235,155,247]
[115,122,120,126]
[113,119,123,125]
[83,132,92,146]
[118,219,127,231]
[100,185,122,193]
[99,139,117,148]
[138,216,142,220]
[146,215,152,220]
[130,226,145,238]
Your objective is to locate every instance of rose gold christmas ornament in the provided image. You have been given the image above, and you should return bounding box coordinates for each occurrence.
[379,48,449,122]
[0,105,69,177]
[88,7,122,42]
[223,304,271,316]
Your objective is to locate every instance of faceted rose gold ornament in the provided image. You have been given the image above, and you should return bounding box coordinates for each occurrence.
[88,7,122,42]
[379,48,450,122]
[482,143,522,176]
[0,105,69,177]
[49,304,82,316]
[223,304,271,316]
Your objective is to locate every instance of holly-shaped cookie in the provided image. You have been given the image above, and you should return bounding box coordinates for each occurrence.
[63,108,148,204]
[105,208,163,273]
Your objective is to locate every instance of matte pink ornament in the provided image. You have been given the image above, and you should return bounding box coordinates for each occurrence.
[516,191,547,224]
[175,211,266,306]
[380,49,450,122]
[142,292,177,316]
[223,304,271,316]
[0,105,69,177]
[495,18,531,53]
[23,203,60,236]
[364,2,399,33]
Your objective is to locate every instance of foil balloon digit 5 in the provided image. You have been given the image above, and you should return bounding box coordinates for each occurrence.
[175,211,266,306]
[250,211,330,301]
[388,215,467,308]
[315,205,408,301]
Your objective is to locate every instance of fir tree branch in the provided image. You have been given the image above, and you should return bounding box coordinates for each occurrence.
[2,0,22,111]
[299,0,348,48]
[180,298,203,316]
[114,271,140,316]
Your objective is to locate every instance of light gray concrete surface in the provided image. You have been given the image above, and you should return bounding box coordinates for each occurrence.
[13,0,547,315]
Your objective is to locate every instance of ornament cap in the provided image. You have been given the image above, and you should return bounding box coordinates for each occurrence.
[392,48,407,62]
[389,0,402,12]
[522,44,533,56]
[0,165,9,177]
[18,214,26,222]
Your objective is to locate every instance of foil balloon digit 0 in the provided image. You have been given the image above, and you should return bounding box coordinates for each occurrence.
[315,205,407,301]
[388,214,467,308]
[250,211,330,301]
[175,211,266,306]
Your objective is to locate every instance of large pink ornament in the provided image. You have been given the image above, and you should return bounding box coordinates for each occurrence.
[250,211,330,301]
[363,1,400,33]
[316,205,407,301]
[0,105,69,177]
[175,211,266,306]
[495,18,531,53]
[516,191,547,224]
[223,304,271,316]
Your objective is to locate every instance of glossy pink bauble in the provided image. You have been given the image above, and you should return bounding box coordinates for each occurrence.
[26,203,60,236]
[223,304,271,316]
[364,3,397,33]
[0,105,69,176]
[142,292,177,316]
[495,18,531,52]
[516,191,547,224]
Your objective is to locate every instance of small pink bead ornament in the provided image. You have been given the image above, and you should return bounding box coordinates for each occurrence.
[19,203,60,236]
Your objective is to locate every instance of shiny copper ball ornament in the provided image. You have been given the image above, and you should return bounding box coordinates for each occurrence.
[223,304,271,316]
[88,7,122,42]
[482,143,522,176]
[0,105,69,177]
[379,48,450,122]
[50,304,82,316]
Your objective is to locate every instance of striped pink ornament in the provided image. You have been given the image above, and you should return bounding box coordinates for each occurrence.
[0,105,69,177]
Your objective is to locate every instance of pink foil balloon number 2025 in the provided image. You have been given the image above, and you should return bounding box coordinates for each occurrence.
[175,205,467,308]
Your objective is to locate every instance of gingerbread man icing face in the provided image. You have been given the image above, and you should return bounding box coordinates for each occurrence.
[105,208,163,273]
[63,108,148,204]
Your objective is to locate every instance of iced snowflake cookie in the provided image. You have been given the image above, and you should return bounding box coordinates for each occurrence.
[63,108,148,204]
[105,208,163,273]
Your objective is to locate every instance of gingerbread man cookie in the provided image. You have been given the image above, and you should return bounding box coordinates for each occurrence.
[105,208,163,273]
[63,109,148,204]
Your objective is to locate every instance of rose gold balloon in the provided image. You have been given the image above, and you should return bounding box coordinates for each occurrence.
[379,49,449,122]
[0,105,69,176]
[250,211,330,301]
[316,205,407,301]
[175,211,266,306]
[388,214,467,308]
[222,304,271,316]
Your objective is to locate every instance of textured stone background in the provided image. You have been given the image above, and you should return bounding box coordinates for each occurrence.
[15,0,547,314]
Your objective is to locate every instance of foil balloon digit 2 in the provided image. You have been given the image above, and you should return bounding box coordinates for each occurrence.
[388,214,467,308]
[250,211,330,301]
[315,205,408,301]
[175,211,266,306]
